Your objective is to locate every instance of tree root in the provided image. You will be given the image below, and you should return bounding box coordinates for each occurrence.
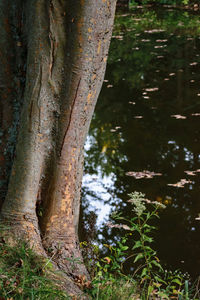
[0,213,91,298]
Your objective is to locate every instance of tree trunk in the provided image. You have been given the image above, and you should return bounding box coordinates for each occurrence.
[0,0,116,294]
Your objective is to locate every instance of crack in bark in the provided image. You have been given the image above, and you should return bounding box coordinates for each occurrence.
[49,34,55,78]
[37,65,42,134]
[28,99,34,132]
[48,0,56,79]
[59,78,81,157]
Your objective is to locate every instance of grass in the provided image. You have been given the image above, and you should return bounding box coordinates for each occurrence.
[0,241,69,299]
[90,278,139,300]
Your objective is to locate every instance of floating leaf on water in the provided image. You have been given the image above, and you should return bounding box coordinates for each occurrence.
[112,35,123,40]
[195,213,200,221]
[145,87,159,92]
[190,62,198,66]
[134,116,143,119]
[156,39,168,42]
[105,222,131,230]
[171,114,187,119]
[144,29,165,33]
[154,45,167,49]
[184,171,196,176]
[107,84,113,88]
[168,179,192,188]
[126,170,162,179]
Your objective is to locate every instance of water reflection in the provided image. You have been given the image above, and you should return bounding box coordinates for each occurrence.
[81,6,200,278]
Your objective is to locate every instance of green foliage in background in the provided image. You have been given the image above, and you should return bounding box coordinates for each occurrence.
[129,0,196,6]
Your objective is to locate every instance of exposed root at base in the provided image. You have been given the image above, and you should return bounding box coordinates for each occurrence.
[0,212,46,256]
[42,236,91,297]
[0,215,90,298]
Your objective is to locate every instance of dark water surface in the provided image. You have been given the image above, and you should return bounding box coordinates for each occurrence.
[80,7,200,278]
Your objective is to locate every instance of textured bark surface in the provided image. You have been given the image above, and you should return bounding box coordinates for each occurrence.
[40,0,117,277]
[0,0,116,295]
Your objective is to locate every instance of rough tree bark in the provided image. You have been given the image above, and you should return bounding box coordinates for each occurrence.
[0,0,116,295]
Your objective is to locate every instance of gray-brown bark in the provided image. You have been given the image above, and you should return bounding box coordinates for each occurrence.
[0,0,116,294]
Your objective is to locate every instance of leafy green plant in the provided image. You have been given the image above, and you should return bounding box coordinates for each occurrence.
[86,191,195,299]
[113,191,167,297]
[96,237,128,282]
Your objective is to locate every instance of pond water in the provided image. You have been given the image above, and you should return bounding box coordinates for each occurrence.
[80,6,200,279]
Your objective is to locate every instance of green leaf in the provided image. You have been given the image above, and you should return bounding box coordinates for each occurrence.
[157,291,169,299]
[171,278,182,286]
[143,236,153,243]
[146,212,151,219]
[96,262,101,268]
[154,276,167,284]
[143,228,152,233]
[132,240,142,250]
[151,260,163,270]
[141,267,148,277]
[131,224,140,231]
[130,217,138,222]
[134,253,144,263]
[143,245,154,252]
[118,243,129,251]
[147,285,154,296]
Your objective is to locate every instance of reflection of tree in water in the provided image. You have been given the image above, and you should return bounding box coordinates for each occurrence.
[81,7,200,278]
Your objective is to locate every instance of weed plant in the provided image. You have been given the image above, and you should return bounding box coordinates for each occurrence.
[84,191,199,299]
